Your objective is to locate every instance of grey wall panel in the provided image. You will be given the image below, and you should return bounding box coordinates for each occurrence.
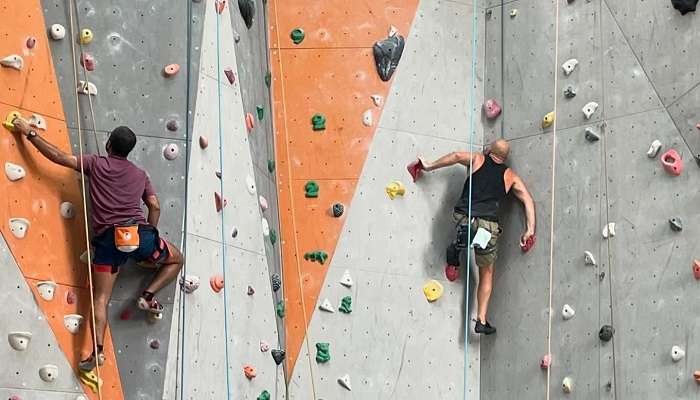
[667,83,700,160]
[483,5,503,144]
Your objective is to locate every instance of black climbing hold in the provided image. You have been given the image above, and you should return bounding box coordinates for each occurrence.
[271,349,285,365]
[599,325,614,342]
[332,203,344,218]
[256,105,264,121]
[271,273,281,292]
[265,71,271,88]
[373,34,405,82]
[695,154,700,167]
[669,217,683,232]
[671,0,698,14]
[584,128,600,142]
[267,159,275,173]
[238,0,255,29]
[290,28,305,45]
[311,114,326,131]
[564,85,577,98]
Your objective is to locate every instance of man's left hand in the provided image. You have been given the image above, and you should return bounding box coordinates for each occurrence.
[520,231,536,252]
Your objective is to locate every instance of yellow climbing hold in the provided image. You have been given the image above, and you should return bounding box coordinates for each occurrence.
[79,29,93,45]
[79,369,102,393]
[385,180,406,200]
[2,111,22,131]
[542,111,555,129]
[423,280,444,302]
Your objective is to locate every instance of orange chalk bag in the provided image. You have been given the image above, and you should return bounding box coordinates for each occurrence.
[114,224,140,252]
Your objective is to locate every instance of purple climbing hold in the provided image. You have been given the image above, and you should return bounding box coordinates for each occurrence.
[484,99,502,119]
[166,119,179,132]
[672,0,698,14]
[150,339,160,349]
[26,37,37,49]
[224,67,235,84]
[80,53,95,71]
[373,34,405,82]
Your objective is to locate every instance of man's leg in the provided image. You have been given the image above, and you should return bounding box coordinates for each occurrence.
[476,264,494,323]
[80,266,119,370]
[143,240,183,294]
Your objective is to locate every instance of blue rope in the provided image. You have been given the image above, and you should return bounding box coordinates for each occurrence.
[464,1,480,399]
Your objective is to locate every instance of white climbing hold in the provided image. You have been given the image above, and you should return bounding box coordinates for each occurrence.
[79,249,91,264]
[362,110,373,127]
[0,55,24,70]
[388,25,399,37]
[561,58,578,76]
[337,374,352,391]
[339,270,353,288]
[319,298,335,313]
[77,80,97,96]
[562,304,575,320]
[371,94,383,107]
[602,222,616,239]
[647,140,662,158]
[38,364,58,383]
[582,102,599,119]
[75,396,87,400]
[9,218,30,239]
[562,376,574,393]
[5,162,26,181]
[50,24,66,40]
[583,251,597,266]
[163,144,179,160]
[7,331,32,351]
[260,340,270,352]
[671,345,685,362]
[28,114,47,130]
[179,275,200,293]
[261,218,270,237]
[37,281,57,301]
[509,9,518,17]
[60,202,76,219]
[259,195,268,211]
[63,314,83,334]
[246,175,256,194]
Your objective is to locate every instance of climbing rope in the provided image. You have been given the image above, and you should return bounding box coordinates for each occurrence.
[66,0,102,397]
[270,1,319,398]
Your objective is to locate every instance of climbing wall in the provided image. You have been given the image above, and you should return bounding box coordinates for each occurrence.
[482,0,700,398]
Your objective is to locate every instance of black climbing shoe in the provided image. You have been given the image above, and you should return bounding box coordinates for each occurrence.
[475,319,496,335]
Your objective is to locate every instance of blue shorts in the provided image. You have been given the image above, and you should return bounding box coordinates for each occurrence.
[92,225,170,273]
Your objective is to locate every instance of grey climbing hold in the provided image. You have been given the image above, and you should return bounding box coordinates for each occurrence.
[1,54,24,70]
[562,376,573,393]
[9,218,30,239]
[672,0,698,15]
[238,0,255,29]
[28,114,47,130]
[561,58,578,75]
[271,273,281,292]
[561,304,575,320]
[50,24,66,40]
[179,275,200,293]
[5,162,26,181]
[584,127,599,142]
[583,251,597,266]
[647,140,662,158]
[7,331,32,351]
[319,298,335,313]
[563,85,577,98]
[602,222,615,239]
[598,324,614,341]
[669,217,683,232]
[271,349,285,365]
[670,345,685,361]
[332,203,344,217]
[338,374,352,391]
[77,81,97,96]
[63,314,83,334]
[373,34,405,81]
[582,102,599,119]
[60,202,76,219]
[509,9,518,18]
[38,364,58,382]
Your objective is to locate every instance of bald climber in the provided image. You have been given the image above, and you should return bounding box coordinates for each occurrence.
[417,139,536,335]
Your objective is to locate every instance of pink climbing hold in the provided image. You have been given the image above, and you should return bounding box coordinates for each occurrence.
[520,234,536,253]
[540,354,552,369]
[199,136,208,149]
[224,67,235,84]
[246,112,255,132]
[66,291,77,305]
[445,264,459,282]
[150,339,160,349]
[215,0,226,14]
[660,149,683,176]
[210,275,224,293]
[693,260,700,280]
[215,192,227,212]
[484,99,502,119]
[406,159,424,183]
[80,53,95,71]
[9,395,21,400]
[26,37,37,49]
[259,195,268,211]
[163,64,180,77]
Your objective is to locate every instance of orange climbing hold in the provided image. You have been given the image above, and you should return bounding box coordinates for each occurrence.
[210,275,224,293]
[243,365,257,379]
[661,149,683,176]
[246,112,255,132]
[163,64,180,77]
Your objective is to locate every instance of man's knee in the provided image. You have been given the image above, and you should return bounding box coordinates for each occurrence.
[164,240,183,266]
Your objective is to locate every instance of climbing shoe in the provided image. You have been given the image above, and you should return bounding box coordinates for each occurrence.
[445,264,460,282]
[137,296,164,314]
[78,352,105,372]
[474,319,496,335]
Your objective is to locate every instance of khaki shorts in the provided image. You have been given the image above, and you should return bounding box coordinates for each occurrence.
[453,212,501,268]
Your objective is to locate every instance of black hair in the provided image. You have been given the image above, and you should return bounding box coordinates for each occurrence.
[107,126,137,157]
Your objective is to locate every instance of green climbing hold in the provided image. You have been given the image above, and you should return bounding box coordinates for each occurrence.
[290,28,305,45]
[269,228,277,245]
[311,113,326,131]
[257,390,270,400]
[256,105,264,121]
[304,181,319,198]
[315,342,330,363]
[304,250,328,265]
[267,159,275,173]
[276,300,285,318]
[339,296,352,313]
[265,71,271,88]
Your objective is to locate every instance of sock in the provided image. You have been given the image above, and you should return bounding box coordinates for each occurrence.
[142,291,154,302]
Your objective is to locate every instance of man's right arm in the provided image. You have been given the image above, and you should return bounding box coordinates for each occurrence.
[420,151,476,171]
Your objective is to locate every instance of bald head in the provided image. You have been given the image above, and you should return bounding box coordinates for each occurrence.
[490,139,510,161]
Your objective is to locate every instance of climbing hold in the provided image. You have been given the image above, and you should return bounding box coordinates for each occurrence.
[230,227,238,239]
[243,365,257,379]
[261,217,270,236]
[694,370,700,384]
[163,64,180,77]
[215,192,227,212]
[77,81,97,96]
[276,300,285,318]
[332,203,344,217]
[150,339,160,349]
[562,58,579,75]
[373,34,405,81]
[582,102,599,119]
[259,341,270,352]
[583,251,597,266]
[304,251,328,265]
[256,105,264,121]
[562,376,574,393]
[422,280,444,302]
[79,369,102,393]
[542,111,555,129]
[271,273,281,292]
[509,9,518,18]
[26,37,37,49]
[63,314,83,334]
[644,140,663,159]
[5,162,26,181]
[49,24,66,40]
[304,180,319,198]
[238,0,255,28]
[267,159,275,173]
[311,114,326,131]
[319,298,335,313]
[179,275,200,293]
[388,25,399,37]
[692,260,700,279]
[224,67,236,84]
[259,195,268,211]
[671,345,686,362]
[563,85,577,98]
[265,71,271,87]
[234,31,241,43]
[669,217,683,232]
[36,281,57,301]
[247,285,255,295]
[166,119,179,131]
[340,270,353,287]
[66,291,76,304]
[60,202,76,219]
[484,99,502,119]
[79,29,93,45]
[28,114,47,130]
[198,136,208,149]
[362,109,373,127]
[660,149,683,176]
[338,374,352,391]
[371,94,383,107]
[672,0,698,15]
[540,354,552,369]
[210,275,224,293]
[80,53,95,71]
[3,110,22,131]
[9,218,30,239]
[599,324,614,342]
[246,112,255,132]
[561,304,575,320]
[290,28,305,44]
[316,342,330,363]
[7,331,32,351]
[257,390,270,400]
[269,228,277,245]
[0,55,23,70]
[119,309,132,320]
[215,0,226,14]
[163,144,179,160]
[246,175,256,194]
[271,349,285,365]
[602,222,615,239]
[339,296,352,313]
[584,127,600,142]
[385,180,406,199]
[39,364,58,383]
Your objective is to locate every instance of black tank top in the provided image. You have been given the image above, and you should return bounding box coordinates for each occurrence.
[454,155,508,221]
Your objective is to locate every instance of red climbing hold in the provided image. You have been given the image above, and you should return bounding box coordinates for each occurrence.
[224,67,235,84]
[661,149,683,176]
[215,192,227,212]
[540,354,552,369]
[80,53,95,71]
[199,136,208,149]
[520,234,536,253]
[406,159,424,183]
[445,264,459,282]
[246,113,255,132]
[163,64,180,77]
[484,99,502,119]
[120,309,132,321]
[215,0,226,14]
[210,275,224,293]
[243,365,257,379]
[26,37,37,49]
[66,291,77,305]
[694,370,700,384]
[693,260,700,280]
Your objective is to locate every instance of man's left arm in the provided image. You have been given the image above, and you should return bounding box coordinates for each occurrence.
[10,118,78,170]
[508,170,536,244]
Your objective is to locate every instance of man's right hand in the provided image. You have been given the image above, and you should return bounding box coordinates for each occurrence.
[12,117,31,136]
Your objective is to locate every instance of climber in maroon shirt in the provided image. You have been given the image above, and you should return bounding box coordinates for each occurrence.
[10,118,183,371]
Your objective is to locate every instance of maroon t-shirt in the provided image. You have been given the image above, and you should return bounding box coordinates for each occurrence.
[79,155,156,235]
